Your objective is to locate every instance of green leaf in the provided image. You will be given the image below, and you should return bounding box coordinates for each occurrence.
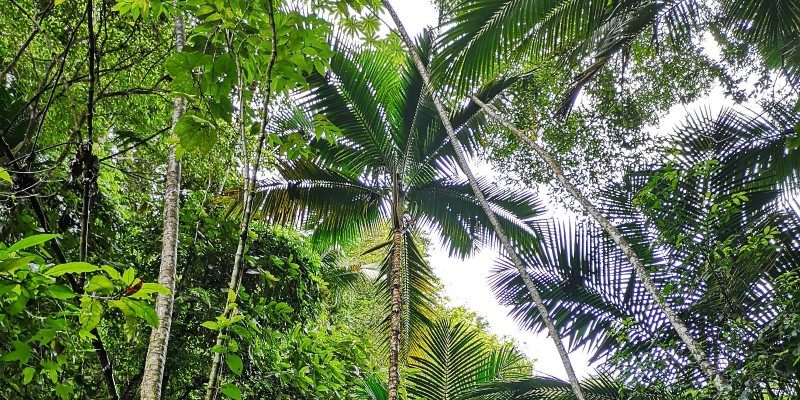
[140,283,171,295]
[0,256,35,273]
[0,281,17,297]
[46,284,77,299]
[226,354,243,376]
[79,298,103,331]
[122,267,135,286]
[9,290,29,315]
[101,265,122,282]
[0,167,11,184]
[86,275,116,294]
[220,383,242,400]
[45,262,100,277]
[29,328,56,346]
[22,366,35,384]
[0,340,32,363]
[201,321,219,330]
[122,298,158,327]
[8,234,58,253]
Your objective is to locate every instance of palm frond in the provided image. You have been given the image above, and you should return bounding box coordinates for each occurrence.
[466,374,675,399]
[355,374,389,400]
[410,177,545,257]
[407,317,530,400]
[434,0,611,91]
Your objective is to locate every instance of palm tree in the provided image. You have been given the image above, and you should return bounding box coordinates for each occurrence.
[250,33,541,399]
[491,106,800,393]
[380,3,588,397]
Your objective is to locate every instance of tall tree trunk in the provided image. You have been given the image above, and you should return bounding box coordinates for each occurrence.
[469,96,729,390]
[204,2,277,399]
[387,229,403,400]
[380,2,586,399]
[140,12,186,400]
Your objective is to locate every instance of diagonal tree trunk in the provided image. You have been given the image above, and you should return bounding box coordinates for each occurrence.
[469,96,729,390]
[140,12,186,400]
[204,2,278,399]
[380,2,586,399]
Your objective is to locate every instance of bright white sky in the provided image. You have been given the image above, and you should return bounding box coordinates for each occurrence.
[381,0,597,379]
[381,0,745,380]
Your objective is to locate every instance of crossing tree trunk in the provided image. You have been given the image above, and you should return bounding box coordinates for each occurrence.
[469,95,729,390]
[380,2,587,399]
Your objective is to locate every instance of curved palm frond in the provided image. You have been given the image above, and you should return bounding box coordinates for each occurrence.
[376,231,439,360]
[248,157,389,246]
[436,0,800,113]
[355,374,389,400]
[410,177,545,257]
[490,219,664,356]
[466,374,674,399]
[434,0,612,91]
[407,317,530,400]
[589,106,800,385]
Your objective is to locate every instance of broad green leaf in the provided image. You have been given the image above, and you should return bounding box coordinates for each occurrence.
[0,281,17,297]
[8,234,58,253]
[0,167,11,184]
[101,265,122,281]
[201,321,219,330]
[122,298,158,327]
[122,267,135,286]
[140,283,171,295]
[0,256,35,273]
[86,275,116,294]
[0,340,31,363]
[46,284,77,299]
[9,289,29,315]
[226,354,243,376]
[220,383,242,400]
[29,328,56,346]
[45,262,100,277]
[22,366,35,384]
[79,298,103,331]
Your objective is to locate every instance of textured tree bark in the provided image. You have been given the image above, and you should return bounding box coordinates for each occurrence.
[470,95,729,390]
[380,2,586,399]
[140,12,186,400]
[387,229,403,400]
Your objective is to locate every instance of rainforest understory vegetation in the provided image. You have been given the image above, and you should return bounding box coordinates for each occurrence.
[1,0,798,399]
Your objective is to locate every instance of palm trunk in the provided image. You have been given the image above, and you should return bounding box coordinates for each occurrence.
[380,2,586,399]
[469,96,729,389]
[204,2,277,399]
[388,229,403,400]
[140,13,186,400]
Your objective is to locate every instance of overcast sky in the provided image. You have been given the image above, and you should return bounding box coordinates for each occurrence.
[381,0,597,379]
[380,0,752,380]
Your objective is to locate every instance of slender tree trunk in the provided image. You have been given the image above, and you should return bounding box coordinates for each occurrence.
[139,12,186,400]
[387,229,403,400]
[204,2,277,399]
[82,2,120,398]
[380,2,586,399]
[470,96,729,390]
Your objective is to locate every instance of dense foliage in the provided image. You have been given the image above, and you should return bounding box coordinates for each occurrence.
[1,0,798,399]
